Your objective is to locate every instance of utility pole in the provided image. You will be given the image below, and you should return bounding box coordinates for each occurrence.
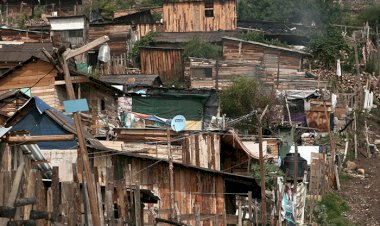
[377,21,379,77]
[257,105,268,226]
[44,36,109,226]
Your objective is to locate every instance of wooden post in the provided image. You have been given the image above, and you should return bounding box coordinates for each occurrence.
[353,35,361,110]
[238,197,243,226]
[128,164,134,222]
[58,54,101,226]
[354,111,358,159]
[257,105,269,226]
[23,170,37,220]
[365,120,371,158]
[134,181,141,226]
[377,21,380,77]
[167,127,176,220]
[248,191,253,225]
[0,163,24,226]
[194,204,200,226]
[215,59,219,90]
[277,53,280,89]
[254,199,258,226]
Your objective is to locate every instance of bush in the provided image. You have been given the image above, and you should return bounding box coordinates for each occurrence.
[307,26,351,69]
[240,32,288,47]
[314,192,352,226]
[182,37,222,60]
[251,163,282,190]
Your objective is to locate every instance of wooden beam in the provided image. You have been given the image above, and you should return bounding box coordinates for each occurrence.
[54,76,90,85]
[63,36,109,60]
[6,135,75,143]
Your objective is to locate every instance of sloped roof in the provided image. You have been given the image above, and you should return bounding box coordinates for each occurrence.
[223,36,312,56]
[153,30,240,43]
[5,96,105,150]
[0,42,53,62]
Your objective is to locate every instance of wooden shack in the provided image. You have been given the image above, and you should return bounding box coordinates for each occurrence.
[0,57,123,137]
[162,0,237,32]
[91,146,260,225]
[48,15,88,48]
[189,57,256,89]
[140,47,184,82]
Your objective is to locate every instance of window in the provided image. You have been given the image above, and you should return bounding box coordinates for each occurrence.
[68,29,83,38]
[205,2,214,17]
[192,68,213,78]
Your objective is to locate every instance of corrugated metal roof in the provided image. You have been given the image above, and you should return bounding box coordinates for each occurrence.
[153,30,240,43]
[0,42,53,62]
[0,127,12,138]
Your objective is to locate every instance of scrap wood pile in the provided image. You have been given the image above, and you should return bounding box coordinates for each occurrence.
[311,69,380,103]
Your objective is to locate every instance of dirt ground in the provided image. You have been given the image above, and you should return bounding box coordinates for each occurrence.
[338,151,380,225]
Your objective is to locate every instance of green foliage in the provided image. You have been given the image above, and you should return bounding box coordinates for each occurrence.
[357,5,380,27]
[182,37,222,60]
[307,26,351,69]
[238,0,342,26]
[139,0,163,7]
[16,14,28,29]
[313,193,352,226]
[130,32,156,67]
[240,32,288,47]
[251,163,282,190]
[220,77,279,133]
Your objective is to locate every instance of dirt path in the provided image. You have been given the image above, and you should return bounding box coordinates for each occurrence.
[339,156,380,226]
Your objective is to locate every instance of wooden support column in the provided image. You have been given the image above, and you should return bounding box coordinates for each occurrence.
[167,127,176,220]
[134,181,141,226]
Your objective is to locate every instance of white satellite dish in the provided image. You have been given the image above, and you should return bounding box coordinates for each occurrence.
[171,115,186,132]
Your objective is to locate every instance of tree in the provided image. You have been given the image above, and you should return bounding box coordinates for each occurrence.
[307,26,350,69]
[220,78,280,133]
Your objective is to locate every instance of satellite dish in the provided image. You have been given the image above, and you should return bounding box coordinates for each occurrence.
[171,115,186,132]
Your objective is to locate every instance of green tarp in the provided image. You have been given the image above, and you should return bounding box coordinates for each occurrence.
[132,93,210,120]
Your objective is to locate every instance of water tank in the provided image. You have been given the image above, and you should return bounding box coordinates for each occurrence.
[280,153,307,179]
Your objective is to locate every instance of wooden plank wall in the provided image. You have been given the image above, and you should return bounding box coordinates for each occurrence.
[135,23,164,40]
[140,48,184,81]
[189,58,256,89]
[163,0,236,32]
[93,153,226,225]
[0,60,61,108]
[223,39,302,72]
[182,133,220,170]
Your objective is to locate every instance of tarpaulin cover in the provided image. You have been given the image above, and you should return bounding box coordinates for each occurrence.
[10,97,77,150]
[132,93,211,120]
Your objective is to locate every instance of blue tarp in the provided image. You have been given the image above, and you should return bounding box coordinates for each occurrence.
[10,97,77,149]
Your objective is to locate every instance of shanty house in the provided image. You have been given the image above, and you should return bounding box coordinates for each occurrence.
[0,56,124,137]
[48,15,88,47]
[0,42,53,74]
[162,0,237,32]
[221,37,321,89]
